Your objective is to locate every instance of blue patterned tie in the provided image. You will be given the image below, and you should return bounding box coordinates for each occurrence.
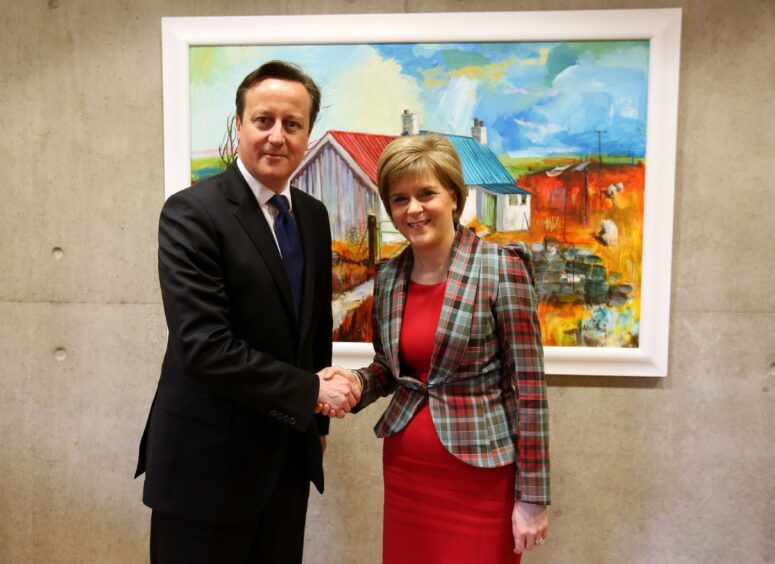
[269,194,303,316]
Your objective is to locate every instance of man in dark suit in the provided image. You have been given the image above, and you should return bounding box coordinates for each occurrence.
[135,60,359,563]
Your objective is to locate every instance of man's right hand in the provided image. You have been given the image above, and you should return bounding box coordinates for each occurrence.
[316,368,360,418]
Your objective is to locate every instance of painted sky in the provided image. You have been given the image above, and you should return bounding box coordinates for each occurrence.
[190,40,649,158]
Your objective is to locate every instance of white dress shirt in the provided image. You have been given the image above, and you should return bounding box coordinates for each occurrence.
[236,157,294,256]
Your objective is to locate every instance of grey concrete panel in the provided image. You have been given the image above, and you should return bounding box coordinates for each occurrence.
[304,397,388,564]
[288,0,391,14]
[0,302,165,563]
[0,2,165,305]
[671,0,775,314]
[2,1,775,563]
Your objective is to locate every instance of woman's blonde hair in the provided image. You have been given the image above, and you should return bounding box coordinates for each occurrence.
[376,134,468,225]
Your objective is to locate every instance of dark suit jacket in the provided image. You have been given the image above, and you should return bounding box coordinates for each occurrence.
[135,162,333,523]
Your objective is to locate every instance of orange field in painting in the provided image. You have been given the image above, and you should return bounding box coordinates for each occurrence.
[331,240,370,294]
[332,161,646,347]
[480,162,645,347]
[332,296,374,342]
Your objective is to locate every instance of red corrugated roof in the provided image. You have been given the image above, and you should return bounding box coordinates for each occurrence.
[329,130,397,185]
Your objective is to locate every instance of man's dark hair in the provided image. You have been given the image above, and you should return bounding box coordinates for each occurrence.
[235,60,321,131]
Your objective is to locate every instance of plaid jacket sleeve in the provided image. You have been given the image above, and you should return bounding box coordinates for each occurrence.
[353,264,397,411]
[495,243,550,505]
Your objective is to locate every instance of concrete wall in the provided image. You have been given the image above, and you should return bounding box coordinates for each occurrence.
[1,0,772,562]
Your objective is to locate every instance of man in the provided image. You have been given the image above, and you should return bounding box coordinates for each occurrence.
[135,60,359,563]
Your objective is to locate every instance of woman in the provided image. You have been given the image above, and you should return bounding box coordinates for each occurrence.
[321,134,549,563]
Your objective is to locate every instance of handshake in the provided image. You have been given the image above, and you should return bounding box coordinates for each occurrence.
[315,366,363,418]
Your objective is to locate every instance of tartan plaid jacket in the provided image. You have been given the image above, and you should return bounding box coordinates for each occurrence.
[355,225,550,505]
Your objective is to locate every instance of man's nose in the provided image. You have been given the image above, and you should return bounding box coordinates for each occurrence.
[267,120,284,144]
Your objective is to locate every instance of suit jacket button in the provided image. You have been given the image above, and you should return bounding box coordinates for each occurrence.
[288,417,296,425]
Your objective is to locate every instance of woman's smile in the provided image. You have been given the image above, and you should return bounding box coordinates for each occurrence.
[389,172,457,254]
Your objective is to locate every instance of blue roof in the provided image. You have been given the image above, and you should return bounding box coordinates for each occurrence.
[441,134,528,195]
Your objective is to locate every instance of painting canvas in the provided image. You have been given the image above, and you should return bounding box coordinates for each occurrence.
[163,10,681,375]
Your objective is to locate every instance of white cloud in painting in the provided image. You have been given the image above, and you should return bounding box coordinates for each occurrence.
[316,48,424,137]
[544,59,647,132]
[502,81,528,95]
[618,98,640,119]
[410,43,442,60]
[580,43,649,69]
[508,145,582,158]
[513,118,562,143]
[554,65,606,91]
[190,44,423,149]
[424,76,479,135]
[188,41,650,158]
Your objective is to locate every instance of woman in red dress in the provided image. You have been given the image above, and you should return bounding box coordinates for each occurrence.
[320,134,549,563]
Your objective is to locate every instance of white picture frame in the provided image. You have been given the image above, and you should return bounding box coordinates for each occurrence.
[161,9,682,376]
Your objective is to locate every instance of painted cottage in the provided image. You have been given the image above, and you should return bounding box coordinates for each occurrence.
[445,131,531,233]
[291,120,531,262]
[292,130,390,239]
[291,130,393,265]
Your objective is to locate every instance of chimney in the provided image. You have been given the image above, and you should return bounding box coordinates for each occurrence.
[401,109,419,136]
[471,118,487,144]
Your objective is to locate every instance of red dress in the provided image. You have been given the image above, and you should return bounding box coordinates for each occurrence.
[382,280,520,564]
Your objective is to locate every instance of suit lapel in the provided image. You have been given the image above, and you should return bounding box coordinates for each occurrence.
[427,226,480,385]
[291,188,316,343]
[223,165,296,319]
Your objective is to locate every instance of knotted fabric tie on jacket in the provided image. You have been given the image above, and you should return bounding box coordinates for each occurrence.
[269,194,303,316]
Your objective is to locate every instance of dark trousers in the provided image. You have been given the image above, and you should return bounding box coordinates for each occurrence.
[150,436,311,564]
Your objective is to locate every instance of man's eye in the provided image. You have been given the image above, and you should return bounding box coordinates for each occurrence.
[285,121,301,131]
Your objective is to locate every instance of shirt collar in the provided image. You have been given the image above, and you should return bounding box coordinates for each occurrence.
[236,157,293,210]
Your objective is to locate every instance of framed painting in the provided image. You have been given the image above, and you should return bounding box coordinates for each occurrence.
[161,9,681,376]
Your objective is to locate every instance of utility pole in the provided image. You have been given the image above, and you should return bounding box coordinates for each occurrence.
[594,129,607,169]
[582,161,589,225]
